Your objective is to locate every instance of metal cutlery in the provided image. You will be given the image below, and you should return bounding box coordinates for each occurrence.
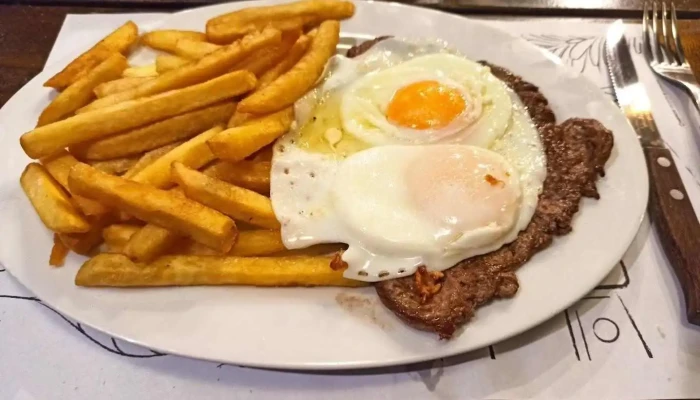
[605,19,700,326]
[644,0,700,114]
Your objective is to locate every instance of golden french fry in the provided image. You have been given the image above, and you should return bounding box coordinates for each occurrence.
[172,162,280,229]
[208,108,292,162]
[209,17,309,45]
[206,0,354,44]
[227,110,251,127]
[130,125,223,189]
[257,34,311,89]
[41,150,109,216]
[44,21,138,90]
[203,161,270,194]
[76,253,365,287]
[20,163,90,233]
[122,142,182,179]
[21,71,255,159]
[73,102,235,161]
[228,33,307,129]
[49,234,70,267]
[38,54,128,126]
[235,29,300,77]
[173,39,222,60]
[69,163,237,252]
[102,224,141,248]
[180,241,221,256]
[122,64,158,78]
[121,187,184,262]
[183,230,286,256]
[251,144,274,162]
[78,28,280,113]
[94,76,153,98]
[237,21,339,114]
[90,156,138,175]
[155,54,190,73]
[123,223,182,262]
[227,229,284,256]
[58,214,114,255]
[141,30,207,52]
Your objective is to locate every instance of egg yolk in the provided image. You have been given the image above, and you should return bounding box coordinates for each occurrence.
[386,80,466,130]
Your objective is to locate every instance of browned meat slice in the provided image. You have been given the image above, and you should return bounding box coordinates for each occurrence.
[346,38,614,339]
[346,36,392,58]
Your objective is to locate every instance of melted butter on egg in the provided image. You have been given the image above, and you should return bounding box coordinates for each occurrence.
[293,90,370,158]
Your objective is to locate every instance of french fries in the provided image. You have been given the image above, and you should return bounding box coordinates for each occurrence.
[38,54,128,126]
[24,3,371,293]
[237,21,339,114]
[49,235,70,267]
[130,125,223,189]
[122,142,182,179]
[184,229,286,256]
[123,223,181,262]
[173,39,221,60]
[235,29,300,77]
[76,253,365,287]
[206,0,354,44]
[41,150,109,216]
[122,64,158,78]
[58,214,114,255]
[102,224,141,249]
[208,108,293,162]
[155,54,191,73]
[227,230,285,256]
[20,163,90,233]
[21,71,255,159]
[69,163,237,252]
[90,156,139,175]
[78,28,280,113]
[204,161,270,194]
[172,162,280,229]
[257,34,311,89]
[251,144,274,161]
[73,102,235,160]
[94,76,153,98]
[141,30,207,53]
[44,21,138,90]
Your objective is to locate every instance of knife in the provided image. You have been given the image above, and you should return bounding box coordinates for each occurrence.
[605,20,700,325]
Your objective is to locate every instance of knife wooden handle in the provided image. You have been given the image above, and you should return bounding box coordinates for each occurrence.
[644,146,700,325]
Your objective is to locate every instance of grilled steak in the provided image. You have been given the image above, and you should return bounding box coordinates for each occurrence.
[347,38,614,339]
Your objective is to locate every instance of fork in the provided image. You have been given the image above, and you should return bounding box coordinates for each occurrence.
[643,1,700,113]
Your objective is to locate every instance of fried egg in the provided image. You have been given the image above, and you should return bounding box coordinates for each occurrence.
[341,53,512,148]
[270,38,546,282]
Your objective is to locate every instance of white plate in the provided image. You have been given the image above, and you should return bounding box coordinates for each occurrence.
[0,0,647,370]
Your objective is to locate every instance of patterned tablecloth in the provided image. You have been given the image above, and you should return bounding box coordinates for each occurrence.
[2,13,700,400]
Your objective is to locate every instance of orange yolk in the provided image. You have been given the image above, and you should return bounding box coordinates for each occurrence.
[386,80,466,130]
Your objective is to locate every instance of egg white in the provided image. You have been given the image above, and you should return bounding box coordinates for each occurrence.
[271,38,546,282]
[341,53,513,148]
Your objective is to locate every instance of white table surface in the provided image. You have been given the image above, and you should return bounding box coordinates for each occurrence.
[2,12,700,400]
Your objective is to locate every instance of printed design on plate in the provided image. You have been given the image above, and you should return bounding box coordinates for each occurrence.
[522,33,644,100]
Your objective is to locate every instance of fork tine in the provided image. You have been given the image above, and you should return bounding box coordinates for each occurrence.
[671,2,687,64]
[643,1,654,62]
[651,1,664,63]
[662,1,679,64]
[661,2,675,64]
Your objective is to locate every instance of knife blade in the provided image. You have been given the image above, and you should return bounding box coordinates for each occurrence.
[605,19,700,325]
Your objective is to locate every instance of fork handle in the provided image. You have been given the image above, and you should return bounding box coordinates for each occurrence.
[644,146,700,325]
